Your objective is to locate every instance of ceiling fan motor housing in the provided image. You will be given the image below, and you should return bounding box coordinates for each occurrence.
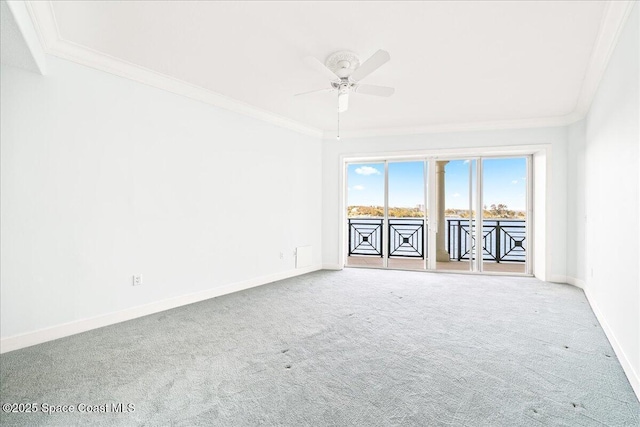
[325,51,360,79]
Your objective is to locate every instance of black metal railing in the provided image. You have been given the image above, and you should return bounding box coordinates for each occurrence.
[447,219,526,263]
[348,218,384,257]
[348,218,426,259]
[389,218,425,258]
[348,217,526,263]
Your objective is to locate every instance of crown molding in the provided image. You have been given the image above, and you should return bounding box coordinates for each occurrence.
[4,1,47,74]
[24,1,323,139]
[572,0,637,118]
[24,1,636,140]
[322,111,583,140]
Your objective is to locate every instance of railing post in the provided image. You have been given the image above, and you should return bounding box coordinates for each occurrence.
[348,219,351,256]
[386,218,389,258]
[457,220,462,261]
[496,221,501,263]
[381,218,385,258]
[422,219,426,259]
[446,219,450,256]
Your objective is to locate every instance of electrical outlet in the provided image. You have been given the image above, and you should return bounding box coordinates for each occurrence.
[133,274,143,286]
[279,252,284,260]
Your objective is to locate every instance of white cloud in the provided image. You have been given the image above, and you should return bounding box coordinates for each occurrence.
[352,185,365,191]
[355,166,380,176]
[463,160,470,164]
[512,180,518,184]
[453,192,460,198]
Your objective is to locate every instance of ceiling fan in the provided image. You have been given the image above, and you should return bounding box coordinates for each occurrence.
[295,49,394,113]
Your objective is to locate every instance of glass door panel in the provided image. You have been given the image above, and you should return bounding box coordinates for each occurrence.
[387,161,427,270]
[346,163,385,268]
[481,158,527,274]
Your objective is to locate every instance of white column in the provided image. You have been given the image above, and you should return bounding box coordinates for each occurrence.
[436,161,450,262]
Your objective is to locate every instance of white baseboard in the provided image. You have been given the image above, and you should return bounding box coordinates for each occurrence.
[565,276,586,289]
[0,264,322,354]
[322,264,343,270]
[547,274,568,284]
[583,284,640,400]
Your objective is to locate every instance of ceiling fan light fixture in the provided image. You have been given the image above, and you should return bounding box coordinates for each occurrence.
[338,92,349,112]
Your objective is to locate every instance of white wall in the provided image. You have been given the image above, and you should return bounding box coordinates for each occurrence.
[567,3,639,395]
[322,127,568,282]
[566,120,586,283]
[0,56,323,346]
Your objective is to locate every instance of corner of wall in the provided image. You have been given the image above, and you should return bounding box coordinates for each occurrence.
[564,276,586,290]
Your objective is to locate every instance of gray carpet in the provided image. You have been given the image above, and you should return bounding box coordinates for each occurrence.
[1,269,638,426]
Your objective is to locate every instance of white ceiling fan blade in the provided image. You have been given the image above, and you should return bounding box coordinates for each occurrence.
[355,84,395,97]
[338,92,349,112]
[294,87,334,97]
[304,56,340,81]
[350,49,390,82]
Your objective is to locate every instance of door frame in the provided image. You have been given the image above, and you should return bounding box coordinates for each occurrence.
[340,145,548,277]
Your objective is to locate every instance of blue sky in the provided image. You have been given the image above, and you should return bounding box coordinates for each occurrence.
[347,158,527,210]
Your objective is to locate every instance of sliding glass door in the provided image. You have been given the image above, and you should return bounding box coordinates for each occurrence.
[346,160,428,270]
[346,162,385,268]
[387,161,427,270]
[480,157,528,274]
[345,155,530,275]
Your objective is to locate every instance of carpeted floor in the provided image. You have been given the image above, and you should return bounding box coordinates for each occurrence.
[1,269,638,426]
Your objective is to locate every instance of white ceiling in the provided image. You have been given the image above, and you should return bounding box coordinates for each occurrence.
[25,1,634,137]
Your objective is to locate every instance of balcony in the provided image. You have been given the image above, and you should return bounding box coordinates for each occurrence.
[347,217,527,274]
